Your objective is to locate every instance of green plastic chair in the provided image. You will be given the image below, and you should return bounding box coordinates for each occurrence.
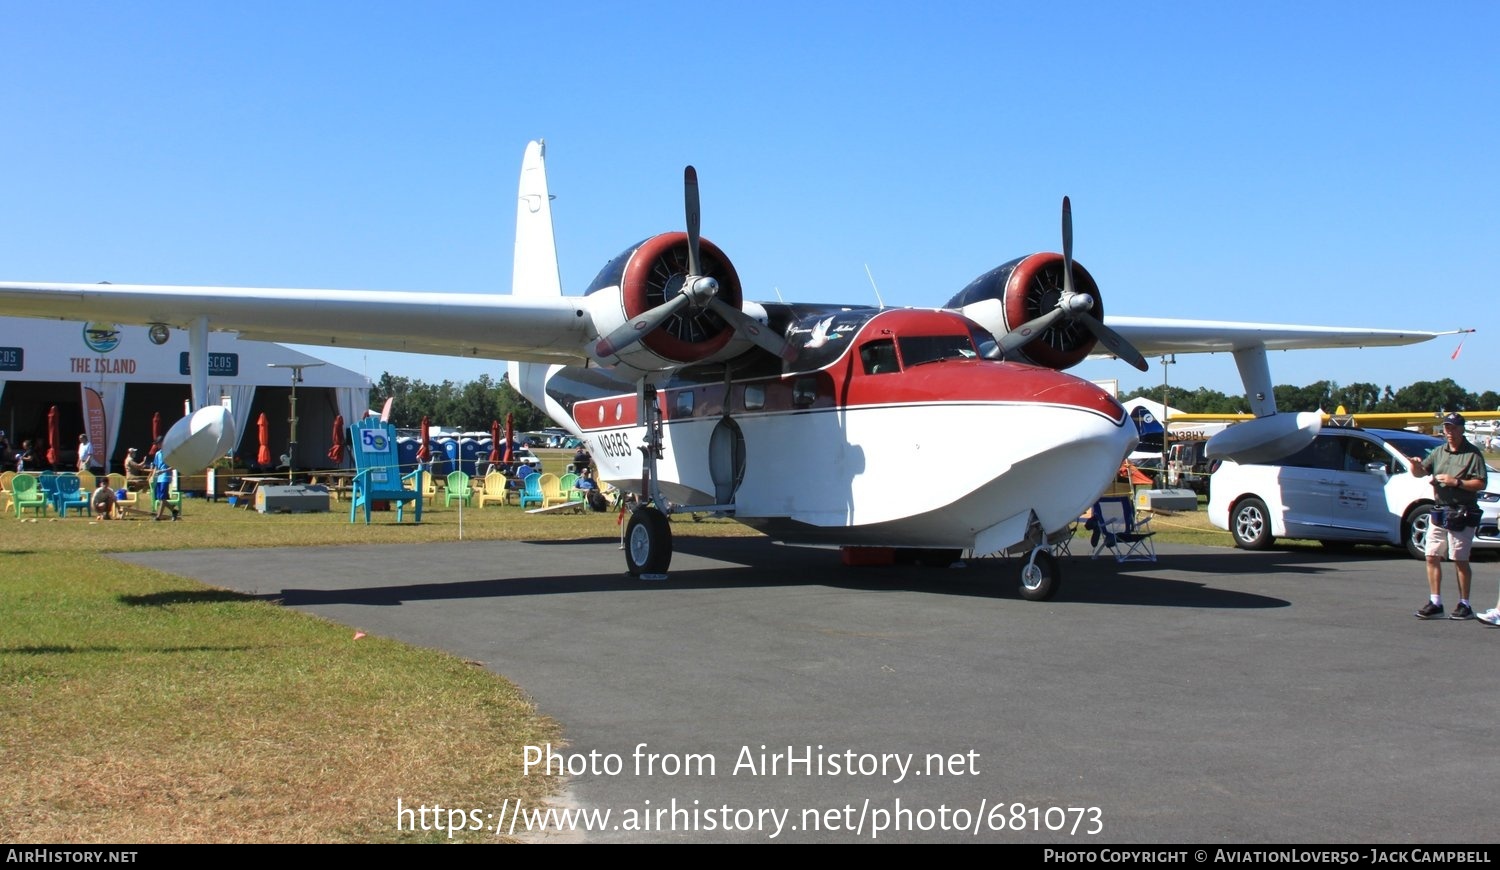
[11,474,48,517]
[444,471,473,508]
[152,479,183,516]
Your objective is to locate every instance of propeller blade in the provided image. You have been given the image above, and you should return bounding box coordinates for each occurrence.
[991,307,1066,360]
[594,293,694,359]
[1061,196,1074,299]
[707,297,797,361]
[685,166,702,278]
[1080,313,1150,372]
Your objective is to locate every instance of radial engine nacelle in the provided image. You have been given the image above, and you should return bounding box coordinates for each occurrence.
[581,232,778,376]
[946,253,1104,370]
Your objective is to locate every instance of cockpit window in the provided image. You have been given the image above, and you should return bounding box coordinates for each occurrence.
[860,339,899,375]
[898,334,977,367]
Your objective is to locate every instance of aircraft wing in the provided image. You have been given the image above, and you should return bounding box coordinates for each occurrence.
[0,281,591,365]
[1100,315,1446,357]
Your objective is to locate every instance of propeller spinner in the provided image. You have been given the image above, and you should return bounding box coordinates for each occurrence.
[595,168,795,362]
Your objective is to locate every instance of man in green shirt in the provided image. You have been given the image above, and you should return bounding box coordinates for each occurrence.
[1410,413,1487,620]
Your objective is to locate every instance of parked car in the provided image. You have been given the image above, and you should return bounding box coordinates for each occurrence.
[1209,427,1499,558]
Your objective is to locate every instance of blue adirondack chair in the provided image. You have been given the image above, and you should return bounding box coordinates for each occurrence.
[348,418,423,524]
[52,473,90,517]
[518,473,544,509]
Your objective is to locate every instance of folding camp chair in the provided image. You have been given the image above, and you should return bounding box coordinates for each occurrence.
[1087,496,1157,562]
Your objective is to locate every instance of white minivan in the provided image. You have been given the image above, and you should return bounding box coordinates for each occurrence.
[1209,427,1499,558]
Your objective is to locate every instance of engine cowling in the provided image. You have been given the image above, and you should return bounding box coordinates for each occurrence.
[946,253,1103,370]
[584,232,743,371]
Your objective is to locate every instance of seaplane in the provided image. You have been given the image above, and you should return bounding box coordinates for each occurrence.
[0,141,1449,599]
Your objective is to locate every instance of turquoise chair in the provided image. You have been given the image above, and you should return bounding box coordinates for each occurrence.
[53,473,90,517]
[518,473,544,509]
[37,471,58,502]
[348,418,422,524]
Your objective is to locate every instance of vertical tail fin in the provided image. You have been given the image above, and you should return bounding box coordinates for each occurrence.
[511,139,562,299]
[509,140,567,419]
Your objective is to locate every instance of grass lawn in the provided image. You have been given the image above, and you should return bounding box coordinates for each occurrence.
[0,452,757,843]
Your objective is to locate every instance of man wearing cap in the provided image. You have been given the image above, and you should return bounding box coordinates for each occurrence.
[124,447,150,491]
[1409,412,1487,620]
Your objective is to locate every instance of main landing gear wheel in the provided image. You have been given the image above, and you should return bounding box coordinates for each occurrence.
[1018,550,1060,601]
[625,506,673,578]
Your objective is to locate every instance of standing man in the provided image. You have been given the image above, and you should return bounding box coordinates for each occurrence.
[1410,413,1487,620]
[150,438,180,522]
[77,434,95,474]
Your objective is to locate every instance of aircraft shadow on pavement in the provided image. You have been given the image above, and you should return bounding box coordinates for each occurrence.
[248,537,1303,611]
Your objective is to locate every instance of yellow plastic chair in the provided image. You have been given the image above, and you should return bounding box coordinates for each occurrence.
[539,473,570,507]
[108,473,139,516]
[476,471,513,508]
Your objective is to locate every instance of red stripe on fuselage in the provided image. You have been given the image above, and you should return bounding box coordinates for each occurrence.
[570,308,1126,431]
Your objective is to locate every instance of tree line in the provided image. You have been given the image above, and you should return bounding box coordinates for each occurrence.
[1125,378,1500,415]
[370,372,1498,432]
[368,373,550,432]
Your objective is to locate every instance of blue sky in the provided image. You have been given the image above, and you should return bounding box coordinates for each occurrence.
[2,2,1495,402]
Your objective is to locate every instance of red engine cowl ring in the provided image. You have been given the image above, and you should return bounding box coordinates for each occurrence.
[620,232,743,364]
[1001,252,1102,370]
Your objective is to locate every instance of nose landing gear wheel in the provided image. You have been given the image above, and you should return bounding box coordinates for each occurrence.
[624,506,673,578]
[1018,550,1060,601]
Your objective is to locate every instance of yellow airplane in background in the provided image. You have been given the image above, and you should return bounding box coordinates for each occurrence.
[1169,407,1500,432]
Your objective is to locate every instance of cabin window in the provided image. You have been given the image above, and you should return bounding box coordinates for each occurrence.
[743,384,765,411]
[898,334,977,367]
[860,339,899,375]
[793,376,818,408]
[674,390,695,417]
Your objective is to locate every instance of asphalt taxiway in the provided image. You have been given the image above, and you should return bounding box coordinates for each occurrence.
[116,538,1500,843]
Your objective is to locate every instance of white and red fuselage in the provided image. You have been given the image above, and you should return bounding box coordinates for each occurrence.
[538,307,1137,553]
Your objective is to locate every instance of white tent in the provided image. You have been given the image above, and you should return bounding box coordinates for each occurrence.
[0,317,368,471]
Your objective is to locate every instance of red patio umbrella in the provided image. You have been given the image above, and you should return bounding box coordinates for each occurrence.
[487,419,501,465]
[151,411,163,444]
[328,414,345,465]
[45,405,59,468]
[503,412,514,463]
[416,415,431,463]
[256,412,272,467]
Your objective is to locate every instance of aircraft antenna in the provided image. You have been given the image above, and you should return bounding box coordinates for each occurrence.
[773,286,786,304]
[864,264,886,309]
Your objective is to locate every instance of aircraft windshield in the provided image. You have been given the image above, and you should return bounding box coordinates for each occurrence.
[899,334,977,367]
